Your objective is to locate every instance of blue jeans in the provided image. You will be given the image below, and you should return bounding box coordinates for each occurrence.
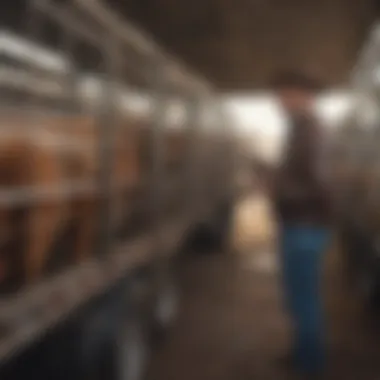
[279,224,330,374]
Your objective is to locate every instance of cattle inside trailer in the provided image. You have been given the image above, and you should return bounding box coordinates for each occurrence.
[0,1,238,379]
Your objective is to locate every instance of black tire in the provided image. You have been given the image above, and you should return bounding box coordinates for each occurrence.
[186,199,234,254]
[149,267,180,345]
[211,200,234,252]
[342,229,380,313]
[340,225,370,289]
[356,266,380,313]
[358,242,380,313]
[338,225,380,312]
[112,312,150,380]
[80,283,150,380]
[342,228,362,287]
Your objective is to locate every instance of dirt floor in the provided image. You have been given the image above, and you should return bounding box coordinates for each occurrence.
[146,193,380,380]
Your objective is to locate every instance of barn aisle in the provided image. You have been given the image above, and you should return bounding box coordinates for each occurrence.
[146,193,380,380]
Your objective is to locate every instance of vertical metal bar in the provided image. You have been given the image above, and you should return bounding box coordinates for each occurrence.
[59,8,78,113]
[212,98,232,202]
[184,94,201,215]
[217,101,235,200]
[148,64,167,235]
[197,98,212,210]
[96,34,121,258]
[27,0,45,110]
[147,64,169,301]
[207,99,221,201]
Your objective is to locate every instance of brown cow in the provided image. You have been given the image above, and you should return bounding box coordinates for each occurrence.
[0,131,68,289]
[0,113,142,291]
[46,114,143,266]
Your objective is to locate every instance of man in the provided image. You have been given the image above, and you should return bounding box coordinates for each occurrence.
[271,71,333,377]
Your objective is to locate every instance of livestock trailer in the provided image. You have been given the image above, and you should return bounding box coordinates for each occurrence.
[334,23,380,310]
[0,1,239,379]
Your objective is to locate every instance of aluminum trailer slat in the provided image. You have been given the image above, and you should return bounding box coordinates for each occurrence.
[0,214,197,364]
[0,0,240,369]
[72,0,210,93]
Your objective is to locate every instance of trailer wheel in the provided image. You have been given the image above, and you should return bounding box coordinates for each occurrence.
[80,284,151,380]
[149,270,180,344]
[90,312,149,380]
[115,314,149,380]
[358,240,380,313]
[208,199,234,252]
[357,267,380,311]
[340,226,361,287]
[186,199,234,254]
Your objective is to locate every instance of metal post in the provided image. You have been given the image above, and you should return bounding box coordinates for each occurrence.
[217,102,236,200]
[59,11,78,113]
[27,0,45,110]
[147,64,170,298]
[197,99,213,210]
[96,35,121,258]
[73,0,210,93]
[184,94,201,216]
[208,99,223,202]
[148,64,167,236]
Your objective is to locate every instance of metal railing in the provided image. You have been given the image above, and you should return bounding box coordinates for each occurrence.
[0,0,239,363]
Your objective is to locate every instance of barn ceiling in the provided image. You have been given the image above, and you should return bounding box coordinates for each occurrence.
[111,0,378,90]
[2,0,379,90]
